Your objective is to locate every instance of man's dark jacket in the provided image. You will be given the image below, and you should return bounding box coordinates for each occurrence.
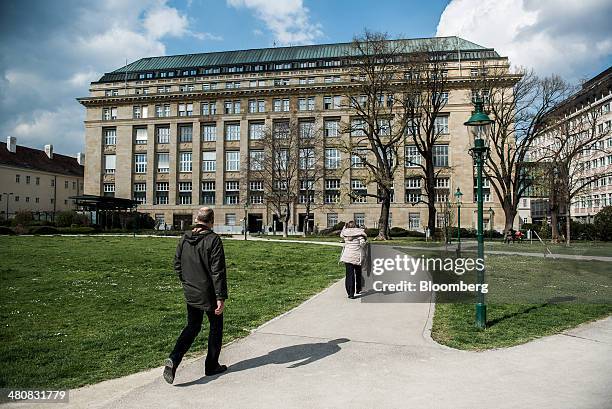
[174,228,228,311]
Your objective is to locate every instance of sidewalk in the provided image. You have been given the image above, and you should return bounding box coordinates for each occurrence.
[19,279,611,409]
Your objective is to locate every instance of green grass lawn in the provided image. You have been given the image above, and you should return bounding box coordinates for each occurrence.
[430,252,612,350]
[0,236,344,389]
[485,240,612,257]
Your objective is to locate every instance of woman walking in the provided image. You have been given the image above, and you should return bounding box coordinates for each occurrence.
[340,221,367,299]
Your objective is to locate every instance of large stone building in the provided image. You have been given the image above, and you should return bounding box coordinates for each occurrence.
[528,67,612,224]
[0,137,84,219]
[78,37,510,233]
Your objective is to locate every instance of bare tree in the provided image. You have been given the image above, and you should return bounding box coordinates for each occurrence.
[296,120,326,235]
[341,30,407,240]
[538,105,611,245]
[476,68,573,234]
[248,120,298,237]
[399,38,454,235]
[249,119,325,237]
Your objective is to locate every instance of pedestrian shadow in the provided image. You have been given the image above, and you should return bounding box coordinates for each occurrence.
[175,338,349,387]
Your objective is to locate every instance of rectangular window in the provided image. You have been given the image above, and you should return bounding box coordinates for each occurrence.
[249,122,265,140]
[250,150,264,170]
[324,119,339,137]
[325,148,340,169]
[134,154,147,173]
[155,182,169,205]
[408,213,420,230]
[273,121,289,139]
[178,182,192,205]
[299,148,315,170]
[225,123,240,141]
[202,151,216,172]
[102,107,117,120]
[133,183,146,204]
[155,104,171,117]
[351,148,367,168]
[104,154,116,174]
[327,213,338,228]
[406,178,421,188]
[201,101,217,115]
[434,116,449,134]
[257,99,265,112]
[157,153,169,173]
[351,179,367,203]
[225,213,237,225]
[225,181,240,205]
[133,105,148,119]
[178,103,193,116]
[103,128,117,145]
[156,126,170,144]
[103,183,115,197]
[324,96,341,110]
[201,181,215,204]
[202,124,217,141]
[226,151,240,171]
[354,213,365,228]
[179,152,192,172]
[299,120,314,138]
[351,119,366,136]
[433,145,449,167]
[134,127,148,144]
[179,125,193,142]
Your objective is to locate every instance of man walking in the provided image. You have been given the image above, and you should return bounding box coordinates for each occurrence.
[164,207,228,384]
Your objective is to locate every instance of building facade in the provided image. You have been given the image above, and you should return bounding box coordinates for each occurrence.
[528,68,612,223]
[0,137,84,219]
[78,37,510,232]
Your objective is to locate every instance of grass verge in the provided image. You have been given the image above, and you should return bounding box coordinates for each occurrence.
[0,236,344,389]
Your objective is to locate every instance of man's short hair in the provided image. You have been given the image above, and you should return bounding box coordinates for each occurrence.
[195,207,214,224]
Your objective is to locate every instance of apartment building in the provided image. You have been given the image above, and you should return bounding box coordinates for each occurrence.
[528,67,612,223]
[78,36,510,232]
[0,137,84,219]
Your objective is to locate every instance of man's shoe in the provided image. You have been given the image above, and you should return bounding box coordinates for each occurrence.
[348,295,355,299]
[163,358,176,384]
[205,364,227,376]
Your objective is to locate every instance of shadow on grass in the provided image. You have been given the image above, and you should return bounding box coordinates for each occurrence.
[176,338,349,387]
[486,297,577,327]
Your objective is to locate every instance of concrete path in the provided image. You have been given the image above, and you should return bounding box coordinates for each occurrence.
[16,279,611,409]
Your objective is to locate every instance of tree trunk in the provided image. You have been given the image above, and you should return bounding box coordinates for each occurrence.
[376,193,391,240]
[304,201,310,237]
[503,204,516,236]
[283,203,291,238]
[565,199,571,247]
[550,207,561,242]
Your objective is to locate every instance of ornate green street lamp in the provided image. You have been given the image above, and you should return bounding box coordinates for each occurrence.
[454,187,463,254]
[465,97,493,329]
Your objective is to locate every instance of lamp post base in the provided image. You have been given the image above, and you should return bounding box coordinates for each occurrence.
[475,303,487,329]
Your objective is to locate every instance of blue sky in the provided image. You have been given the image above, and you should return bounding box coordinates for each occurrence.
[0,0,610,155]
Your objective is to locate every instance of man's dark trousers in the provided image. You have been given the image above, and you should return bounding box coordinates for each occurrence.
[169,303,223,371]
[345,263,363,297]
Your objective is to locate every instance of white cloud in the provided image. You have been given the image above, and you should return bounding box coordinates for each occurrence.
[143,3,190,38]
[436,0,612,80]
[0,0,221,155]
[227,0,323,45]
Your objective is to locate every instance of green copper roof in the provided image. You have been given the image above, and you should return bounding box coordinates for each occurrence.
[97,36,499,83]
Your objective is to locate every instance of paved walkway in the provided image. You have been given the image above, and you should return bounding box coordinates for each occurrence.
[20,281,611,409]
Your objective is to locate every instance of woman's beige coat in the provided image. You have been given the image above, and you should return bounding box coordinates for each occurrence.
[340,227,367,265]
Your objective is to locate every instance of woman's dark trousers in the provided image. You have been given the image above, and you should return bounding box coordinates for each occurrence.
[169,303,224,372]
[345,263,363,297]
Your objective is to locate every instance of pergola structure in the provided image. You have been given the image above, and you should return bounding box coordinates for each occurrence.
[70,195,139,230]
